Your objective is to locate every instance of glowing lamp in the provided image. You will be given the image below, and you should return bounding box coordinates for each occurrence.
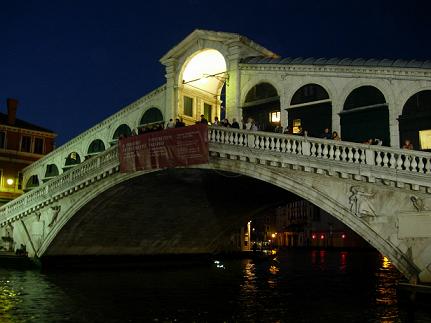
[320,234,325,240]
[312,234,316,240]
[341,234,346,239]
[6,178,14,186]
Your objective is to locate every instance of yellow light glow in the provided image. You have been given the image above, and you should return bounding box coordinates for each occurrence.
[6,178,14,185]
[269,111,281,123]
[382,256,391,269]
[271,233,276,238]
[419,129,431,149]
[182,49,227,94]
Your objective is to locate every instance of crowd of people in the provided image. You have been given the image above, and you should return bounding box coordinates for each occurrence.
[123,115,417,151]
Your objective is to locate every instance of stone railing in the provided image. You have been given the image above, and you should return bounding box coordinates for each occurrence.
[22,84,166,179]
[2,126,431,226]
[0,146,120,227]
[208,127,431,189]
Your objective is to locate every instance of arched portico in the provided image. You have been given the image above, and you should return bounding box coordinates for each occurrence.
[177,49,228,125]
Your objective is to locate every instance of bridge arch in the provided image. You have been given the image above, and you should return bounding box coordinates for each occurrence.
[242,82,281,131]
[340,85,390,145]
[178,48,227,124]
[399,90,431,151]
[139,107,164,127]
[44,164,59,181]
[112,124,132,141]
[37,161,417,281]
[87,139,106,156]
[25,174,40,191]
[287,83,332,136]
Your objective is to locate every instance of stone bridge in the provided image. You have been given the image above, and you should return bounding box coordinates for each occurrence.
[1,126,431,283]
[1,29,431,283]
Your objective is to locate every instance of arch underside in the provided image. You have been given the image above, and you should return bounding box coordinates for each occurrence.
[41,159,418,280]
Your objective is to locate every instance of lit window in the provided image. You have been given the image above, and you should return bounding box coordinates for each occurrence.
[292,119,301,134]
[184,96,193,117]
[419,130,431,150]
[269,111,280,123]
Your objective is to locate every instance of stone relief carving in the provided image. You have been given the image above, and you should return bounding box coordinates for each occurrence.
[47,206,62,227]
[349,186,376,217]
[410,196,426,212]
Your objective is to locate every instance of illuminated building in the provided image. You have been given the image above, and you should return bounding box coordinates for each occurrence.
[0,98,56,205]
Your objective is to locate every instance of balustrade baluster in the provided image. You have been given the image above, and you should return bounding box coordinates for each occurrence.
[328,145,334,159]
[310,143,316,157]
[403,155,411,171]
[425,158,431,174]
[418,157,425,173]
[389,153,396,168]
[292,141,297,154]
[317,144,322,158]
[375,151,382,166]
[286,139,292,153]
[265,137,270,150]
[411,156,418,172]
[382,152,389,167]
[322,144,328,159]
[275,138,280,151]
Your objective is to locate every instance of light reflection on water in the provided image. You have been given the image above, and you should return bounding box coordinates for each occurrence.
[0,250,430,322]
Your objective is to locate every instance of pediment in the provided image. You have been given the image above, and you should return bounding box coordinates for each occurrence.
[160,29,278,65]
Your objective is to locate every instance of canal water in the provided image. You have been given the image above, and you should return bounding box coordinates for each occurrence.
[0,249,430,322]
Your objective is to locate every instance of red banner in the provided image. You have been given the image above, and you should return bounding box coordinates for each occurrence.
[119,123,209,172]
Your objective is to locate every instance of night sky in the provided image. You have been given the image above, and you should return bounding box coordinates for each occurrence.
[1,0,430,145]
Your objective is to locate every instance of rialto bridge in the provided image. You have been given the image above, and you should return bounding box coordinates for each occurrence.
[1,30,431,283]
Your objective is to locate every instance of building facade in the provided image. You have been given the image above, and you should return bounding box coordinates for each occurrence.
[0,98,56,205]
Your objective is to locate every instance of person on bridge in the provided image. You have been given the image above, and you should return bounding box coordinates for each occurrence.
[200,114,208,125]
[332,131,341,140]
[322,128,332,139]
[231,118,240,129]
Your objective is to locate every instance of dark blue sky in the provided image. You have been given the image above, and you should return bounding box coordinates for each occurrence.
[1,0,430,145]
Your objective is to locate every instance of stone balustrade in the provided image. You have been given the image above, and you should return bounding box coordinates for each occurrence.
[0,146,119,227]
[208,127,431,190]
[1,126,431,227]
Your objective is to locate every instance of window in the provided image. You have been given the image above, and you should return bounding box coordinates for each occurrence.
[419,130,431,150]
[293,119,301,134]
[21,136,31,152]
[18,172,23,190]
[269,111,280,123]
[0,132,5,149]
[184,96,193,117]
[34,138,44,154]
[204,103,212,123]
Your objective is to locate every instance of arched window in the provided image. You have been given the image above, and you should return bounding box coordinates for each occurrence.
[340,86,389,145]
[399,90,431,150]
[243,83,280,132]
[45,164,59,178]
[65,152,81,166]
[290,84,329,105]
[25,175,39,191]
[245,83,278,104]
[113,124,132,140]
[289,84,331,136]
[140,108,164,126]
[344,86,386,110]
[87,139,105,155]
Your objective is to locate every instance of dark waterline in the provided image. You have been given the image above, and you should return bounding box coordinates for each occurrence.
[1,249,430,322]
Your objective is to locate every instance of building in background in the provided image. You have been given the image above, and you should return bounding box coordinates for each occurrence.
[250,200,370,249]
[0,98,56,205]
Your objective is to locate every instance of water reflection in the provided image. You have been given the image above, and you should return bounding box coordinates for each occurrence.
[0,251,429,322]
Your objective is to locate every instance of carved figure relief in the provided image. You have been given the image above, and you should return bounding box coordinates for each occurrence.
[47,205,62,227]
[349,186,376,217]
[411,196,425,212]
